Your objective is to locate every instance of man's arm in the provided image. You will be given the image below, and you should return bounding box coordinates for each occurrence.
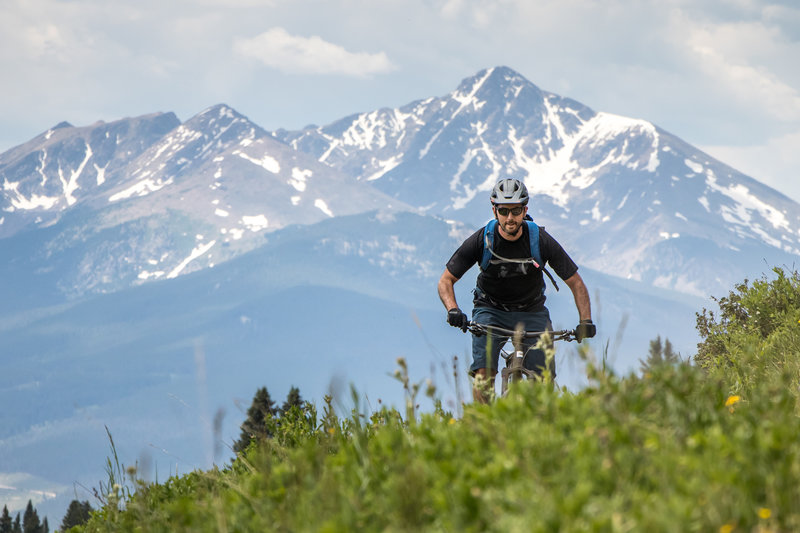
[437,268,460,311]
[563,271,591,321]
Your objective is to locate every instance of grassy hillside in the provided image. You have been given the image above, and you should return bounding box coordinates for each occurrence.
[74,268,800,532]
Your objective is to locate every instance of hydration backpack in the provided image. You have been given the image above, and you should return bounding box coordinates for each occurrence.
[479,219,559,292]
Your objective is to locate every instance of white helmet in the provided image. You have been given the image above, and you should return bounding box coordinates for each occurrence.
[491,178,529,205]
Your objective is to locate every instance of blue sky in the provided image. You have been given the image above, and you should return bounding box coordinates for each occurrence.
[2,0,799,201]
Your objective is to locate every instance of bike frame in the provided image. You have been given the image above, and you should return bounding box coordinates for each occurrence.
[466,321,577,396]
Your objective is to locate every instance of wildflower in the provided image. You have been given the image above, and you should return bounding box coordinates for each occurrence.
[725,395,740,407]
[758,507,771,520]
[449,418,456,425]
[719,524,734,533]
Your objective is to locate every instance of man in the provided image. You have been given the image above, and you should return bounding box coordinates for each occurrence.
[437,178,595,402]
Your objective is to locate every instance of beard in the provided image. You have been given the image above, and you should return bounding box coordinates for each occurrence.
[499,218,522,237]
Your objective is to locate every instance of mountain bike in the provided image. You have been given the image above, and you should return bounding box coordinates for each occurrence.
[466,321,577,396]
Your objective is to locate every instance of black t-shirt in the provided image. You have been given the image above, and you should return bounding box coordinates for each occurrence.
[445,222,578,311]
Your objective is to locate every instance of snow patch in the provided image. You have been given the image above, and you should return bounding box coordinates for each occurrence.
[366,155,402,181]
[290,167,312,191]
[3,178,60,210]
[138,270,165,280]
[241,214,269,231]
[235,150,280,173]
[705,171,790,235]
[58,141,92,205]
[94,163,107,185]
[684,159,703,173]
[591,203,610,223]
[315,198,334,217]
[167,241,216,279]
[617,191,631,210]
[109,177,173,202]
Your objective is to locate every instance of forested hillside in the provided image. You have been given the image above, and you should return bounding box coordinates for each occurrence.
[72,268,800,532]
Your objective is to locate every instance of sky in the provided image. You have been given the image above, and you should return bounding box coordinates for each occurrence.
[2,0,799,202]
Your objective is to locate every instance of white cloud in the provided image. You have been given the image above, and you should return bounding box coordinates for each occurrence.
[685,18,800,122]
[233,27,396,77]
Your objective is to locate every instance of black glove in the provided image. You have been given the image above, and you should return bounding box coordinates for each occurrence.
[576,319,596,342]
[447,307,469,332]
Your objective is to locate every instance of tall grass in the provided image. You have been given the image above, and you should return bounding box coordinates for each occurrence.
[74,268,800,532]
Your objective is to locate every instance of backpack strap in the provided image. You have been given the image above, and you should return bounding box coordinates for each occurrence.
[479,219,497,271]
[526,220,559,292]
[480,219,559,292]
[526,220,542,267]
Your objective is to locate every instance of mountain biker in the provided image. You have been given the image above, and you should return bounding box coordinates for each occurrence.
[437,178,595,403]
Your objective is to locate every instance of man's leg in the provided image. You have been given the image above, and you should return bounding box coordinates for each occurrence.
[470,307,506,403]
[512,308,554,379]
[472,368,498,404]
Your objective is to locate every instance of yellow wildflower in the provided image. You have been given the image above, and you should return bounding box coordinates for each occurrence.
[449,418,456,425]
[725,395,741,407]
[758,507,772,520]
[719,524,734,533]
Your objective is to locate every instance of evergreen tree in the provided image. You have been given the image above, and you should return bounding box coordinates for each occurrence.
[60,501,92,531]
[233,386,277,454]
[11,513,20,533]
[640,335,680,373]
[60,500,93,531]
[280,386,303,416]
[40,518,47,533]
[22,501,40,533]
[1,506,12,533]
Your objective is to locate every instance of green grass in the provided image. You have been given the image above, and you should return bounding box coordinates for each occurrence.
[74,268,800,532]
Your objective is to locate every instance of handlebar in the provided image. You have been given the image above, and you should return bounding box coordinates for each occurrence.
[466,321,578,342]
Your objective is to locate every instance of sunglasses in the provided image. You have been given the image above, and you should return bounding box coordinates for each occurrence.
[495,206,524,216]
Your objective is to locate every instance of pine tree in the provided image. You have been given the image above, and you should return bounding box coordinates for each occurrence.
[233,386,277,454]
[0,506,12,533]
[640,335,681,373]
[280,386,303,416]
[40,518,47,533]
[22,501,40,533]
[11,513,20,533]
[60,500,93,531]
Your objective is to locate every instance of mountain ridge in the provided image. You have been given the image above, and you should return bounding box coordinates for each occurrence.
[276,66,800,297]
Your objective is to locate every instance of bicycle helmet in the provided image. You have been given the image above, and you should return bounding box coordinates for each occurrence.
[490,178,529,205]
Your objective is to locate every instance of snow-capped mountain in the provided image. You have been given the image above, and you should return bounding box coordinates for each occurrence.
[0,112,180,237]
[0,105,408,299]
[277,66,800,296]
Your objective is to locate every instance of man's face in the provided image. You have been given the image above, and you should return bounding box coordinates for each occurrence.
[493,203,526,236]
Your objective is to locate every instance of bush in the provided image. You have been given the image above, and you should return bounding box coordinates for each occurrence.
[695,267,800,394]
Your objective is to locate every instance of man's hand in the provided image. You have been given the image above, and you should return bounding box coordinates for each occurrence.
[447,307,469,332]
[576,319,596,342]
